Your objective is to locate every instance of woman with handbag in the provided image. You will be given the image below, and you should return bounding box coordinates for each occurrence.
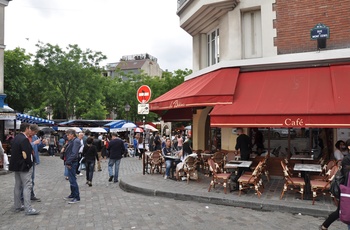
[82,137,99,187]
[319,143,350,230]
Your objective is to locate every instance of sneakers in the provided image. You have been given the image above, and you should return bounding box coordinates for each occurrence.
[108,176,114,182]
[77,173,83,176]
[88,181,92,187]
[14,205,24,213]
[114,180,119,183]
[68,198,80,204]
[164,175,168,180]
[25,208,40,215]
[31,197,41,202]
[63,195,74,200]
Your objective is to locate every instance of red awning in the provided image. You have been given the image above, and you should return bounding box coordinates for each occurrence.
[149,68,240,110]
[210,65,350,128]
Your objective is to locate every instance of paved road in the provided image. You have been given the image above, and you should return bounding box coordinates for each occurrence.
[0,156,344,230]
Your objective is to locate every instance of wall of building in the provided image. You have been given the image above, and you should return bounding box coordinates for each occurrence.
[190,0,277,71]
[274,0,350,54]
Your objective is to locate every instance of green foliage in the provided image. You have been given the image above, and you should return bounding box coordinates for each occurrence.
[4,48,34,112]
[4,43,192,123]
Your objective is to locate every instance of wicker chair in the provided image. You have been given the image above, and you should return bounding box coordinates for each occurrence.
[280,160,305,200]
[237,160,264,198]
[207,158,232,194]
[149,150,163,174]
[310,165,339,205]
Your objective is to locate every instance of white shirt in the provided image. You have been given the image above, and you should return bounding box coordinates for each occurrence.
[334,149,344,161]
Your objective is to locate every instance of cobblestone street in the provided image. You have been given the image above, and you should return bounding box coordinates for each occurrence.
[0,156,344,230]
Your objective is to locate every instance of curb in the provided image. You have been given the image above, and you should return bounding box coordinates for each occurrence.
[119,178,334,218]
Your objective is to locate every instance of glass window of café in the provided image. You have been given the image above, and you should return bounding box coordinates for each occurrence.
[252,128,333,160]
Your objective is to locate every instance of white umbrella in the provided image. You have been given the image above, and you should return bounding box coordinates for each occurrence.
[140,124,158,132]
[71,127,82,133]
[122,122,137,128]
[89,127,107,133]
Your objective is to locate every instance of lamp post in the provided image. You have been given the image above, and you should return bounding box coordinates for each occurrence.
[124,103,130,122]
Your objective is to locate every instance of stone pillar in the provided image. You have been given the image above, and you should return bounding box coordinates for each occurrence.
[0,1,11,107]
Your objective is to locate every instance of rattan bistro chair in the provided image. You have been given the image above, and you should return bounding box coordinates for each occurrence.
[280,160,305,200]
[208,158,232,194]
[237,160,264,198]
[310,165,338,205]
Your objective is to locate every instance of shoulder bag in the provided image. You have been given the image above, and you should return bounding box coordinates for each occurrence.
[330,167,344,199]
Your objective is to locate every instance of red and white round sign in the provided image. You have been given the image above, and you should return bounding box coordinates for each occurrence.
[136,85,152,103]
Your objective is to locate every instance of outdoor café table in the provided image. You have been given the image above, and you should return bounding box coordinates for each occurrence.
[290,154,313,164]
[293,163,322,200]
[224,160,253,173]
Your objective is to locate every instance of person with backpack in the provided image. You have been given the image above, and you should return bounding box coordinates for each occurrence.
[319,142,350,230]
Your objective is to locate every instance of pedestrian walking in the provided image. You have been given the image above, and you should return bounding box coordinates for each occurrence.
[82,137,99,187]
[107,133,126,183]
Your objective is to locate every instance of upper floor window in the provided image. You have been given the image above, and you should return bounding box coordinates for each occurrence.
[242,10,262,58]
[207,28,220,66]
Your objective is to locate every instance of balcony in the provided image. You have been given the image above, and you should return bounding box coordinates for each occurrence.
[177,0,239,36]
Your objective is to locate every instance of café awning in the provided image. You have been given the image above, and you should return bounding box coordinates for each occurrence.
[149,68,240,110]
[210,65,350,128]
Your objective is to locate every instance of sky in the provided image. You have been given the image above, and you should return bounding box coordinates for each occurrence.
[4,0,192,72]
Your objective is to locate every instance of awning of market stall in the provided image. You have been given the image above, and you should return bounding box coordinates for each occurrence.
[16,113,54,125]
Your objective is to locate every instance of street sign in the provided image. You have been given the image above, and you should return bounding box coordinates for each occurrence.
[310,23,330,40]
[136,85,152,103]
[138,104,149,114]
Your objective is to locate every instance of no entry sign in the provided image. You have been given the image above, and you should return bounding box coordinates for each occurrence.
[137,85,151,103]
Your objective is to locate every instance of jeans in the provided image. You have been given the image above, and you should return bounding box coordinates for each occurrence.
[86,160,95,182]
[165,160,172,177]
[108,158,121,182]
[64,166,68,177]
[67,161,80,200]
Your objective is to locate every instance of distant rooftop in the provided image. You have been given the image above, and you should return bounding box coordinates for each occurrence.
[120,53,157,62]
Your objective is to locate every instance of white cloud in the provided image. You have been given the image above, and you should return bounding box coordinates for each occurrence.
[5,0,192,72]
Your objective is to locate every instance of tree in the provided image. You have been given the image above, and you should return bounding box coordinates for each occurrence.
[33,42,107,119]
[4,48,35,112]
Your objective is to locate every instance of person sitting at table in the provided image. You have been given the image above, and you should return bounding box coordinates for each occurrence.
[175,139,193,180]
[162,138,177,180]
[334,140,348,161]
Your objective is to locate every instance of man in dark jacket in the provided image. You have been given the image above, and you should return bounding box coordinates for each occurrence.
[232,128,252,189]
[107,133,126,183]
[92,134,102,171]
[63,129,81,204]
[9,122,39,215]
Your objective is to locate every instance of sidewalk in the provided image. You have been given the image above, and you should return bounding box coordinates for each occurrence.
[119,159,337,218]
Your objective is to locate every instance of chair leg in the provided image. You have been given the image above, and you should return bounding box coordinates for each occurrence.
[208,179,214,192]
[223,179,227,194]
[280,183,287,199]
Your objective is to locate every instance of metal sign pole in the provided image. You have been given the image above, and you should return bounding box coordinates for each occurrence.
[142,115,146,175]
